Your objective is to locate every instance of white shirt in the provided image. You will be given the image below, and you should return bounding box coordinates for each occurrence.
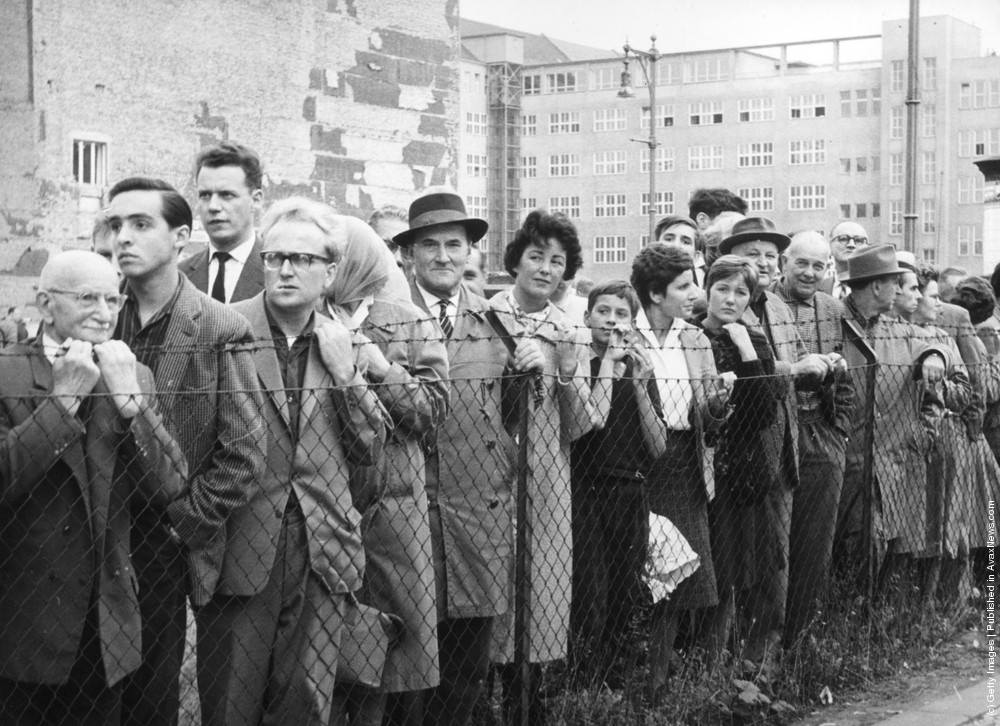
[635,308,694,431]
[42,332,63,365]
[415,282,460,330]
[209,232,256,303]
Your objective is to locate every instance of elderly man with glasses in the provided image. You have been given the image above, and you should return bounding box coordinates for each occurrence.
[822,221,870,300]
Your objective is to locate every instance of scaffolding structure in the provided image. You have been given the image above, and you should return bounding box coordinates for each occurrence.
[485,61,522,273]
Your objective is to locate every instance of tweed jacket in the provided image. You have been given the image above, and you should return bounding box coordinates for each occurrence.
[0,341,186,686]
[742,289,804,487]
[179,234,265,303]
[232,294,385,595]
[122,274,267,606]
[772,282,856,435]
[410,281,514,619]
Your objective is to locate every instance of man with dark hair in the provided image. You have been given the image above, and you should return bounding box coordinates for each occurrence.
[181,142,265,303]
[0,250,186,724]
[105,175,266,726]
[688,188,748,231]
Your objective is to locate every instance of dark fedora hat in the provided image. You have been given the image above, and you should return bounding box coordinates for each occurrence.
[391,190,488,248]
[718,216,791,255]
[843,244,905,283]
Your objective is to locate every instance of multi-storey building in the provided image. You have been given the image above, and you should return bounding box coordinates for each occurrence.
[459,15,1000,279]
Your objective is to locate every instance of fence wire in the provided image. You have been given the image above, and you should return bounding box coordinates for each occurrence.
[1,314,998,725]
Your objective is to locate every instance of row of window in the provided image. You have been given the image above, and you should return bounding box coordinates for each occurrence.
[888,58,937,93]
[959,79,1000,109]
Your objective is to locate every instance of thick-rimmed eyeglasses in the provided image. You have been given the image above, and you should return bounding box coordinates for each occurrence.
[44,289,122,311]
[833,234,868,246]
[260,252,331,271]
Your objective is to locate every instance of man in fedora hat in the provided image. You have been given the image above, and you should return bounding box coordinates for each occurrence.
[395,189,514,726]
[836,244,950,576]
[715,216,833,663]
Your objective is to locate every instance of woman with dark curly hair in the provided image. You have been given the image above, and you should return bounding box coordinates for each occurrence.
[488,209,597,716]
[629,243,729,693]
[954,276,1000,462]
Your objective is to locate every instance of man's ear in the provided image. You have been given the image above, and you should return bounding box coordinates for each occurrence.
[251,188,264,207]
[35,291,54,326]
[172,225,191,253]
[324,261,338,289]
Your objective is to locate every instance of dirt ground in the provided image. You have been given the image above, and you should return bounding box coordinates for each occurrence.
[790,628,989,726]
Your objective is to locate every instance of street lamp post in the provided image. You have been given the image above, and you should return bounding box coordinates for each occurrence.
[619,35,662,244]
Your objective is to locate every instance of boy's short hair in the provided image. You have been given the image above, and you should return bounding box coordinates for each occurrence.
[586,280,640,318]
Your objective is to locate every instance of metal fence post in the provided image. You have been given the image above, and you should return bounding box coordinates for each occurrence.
[512,372,533,726]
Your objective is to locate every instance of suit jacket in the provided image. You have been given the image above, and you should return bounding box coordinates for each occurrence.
[0,341,186,686]
[232,293,385,595]
[410,281,514,619]
[127,274,267,606]
[742,289,803,488]
[179,235,265,303]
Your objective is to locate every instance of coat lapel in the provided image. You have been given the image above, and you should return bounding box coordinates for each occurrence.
[186,250,210,293]
[231,235,265,303]
[154,277,201,402]
[242,293,292,432]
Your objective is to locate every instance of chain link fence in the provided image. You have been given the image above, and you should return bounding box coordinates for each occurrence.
[1,314,998,724]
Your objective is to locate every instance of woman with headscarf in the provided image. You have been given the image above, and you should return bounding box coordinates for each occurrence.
[324,215,449,725]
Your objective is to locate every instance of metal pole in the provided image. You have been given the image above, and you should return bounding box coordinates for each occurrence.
[648,52,657,244]
[903,0,920,252]
[512,376,533,726]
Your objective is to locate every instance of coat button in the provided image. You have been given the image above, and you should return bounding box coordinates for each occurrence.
[63,525,71,534]
[114,569,121,577]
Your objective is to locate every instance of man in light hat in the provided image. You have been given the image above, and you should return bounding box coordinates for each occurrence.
[836,244,950,576]
[396,189,514,726]
[714,216,833,663]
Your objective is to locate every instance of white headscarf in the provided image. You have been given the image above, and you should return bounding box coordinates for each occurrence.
[326,215,410,317]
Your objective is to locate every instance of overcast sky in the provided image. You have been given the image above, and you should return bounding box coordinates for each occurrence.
[461,0,1000,57]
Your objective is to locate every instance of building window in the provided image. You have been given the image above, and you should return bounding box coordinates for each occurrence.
[923,57,936,91]
[464,112,487,135]
[963,79,1000,108]
[788,184,826,210]
[872,202,881,218]
[961,129,1000,157]
[871,155,881,172]
[640,146,674,173]
[465,196,488,219]
[921,198,936,233]
[640,104,674,129]
[922,248,937,263]
[855,157,868,173]
[520,156,537,179]
[890,106,904,139]
[546,71,577,93]
[521,114,537,136]
[520,197,537,211]
[548,196,580,218]
[641,191,674,216]
[958,224,974,256]
[737,187,775,213]
[738,97,774,122]
[840,158,851,173]
[593,108,627,132]
[548,111,580,134]
[840,204,851,219]
[594,193,628,218]
[594,235,628,264]
[890,60,904,92]
[889,201,903,235]
[921,104,936,137]
[549,153,580,177]
[465,154,487,177]
[592,66,617,90]
[921,151,936,184]
[856,203,867,218]
[684,55,728,82]
[689,100,723,125]
[890,153,903,186]
[688,145,723,171]
[72,138,108,187]
[737,142,773,168]
[789,139,826,165]
[593,150,627,175]
[840,90,852,117]
[523,74,541,95]
[855,89,870,117]
[789,94,826,119]
[958,176,985,204]
[872,87,881,115]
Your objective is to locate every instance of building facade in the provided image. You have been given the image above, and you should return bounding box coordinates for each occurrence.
[0,0,461,305]
[458,15,1000,279]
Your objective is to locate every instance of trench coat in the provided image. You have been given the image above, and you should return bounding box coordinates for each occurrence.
[488,290,598,664]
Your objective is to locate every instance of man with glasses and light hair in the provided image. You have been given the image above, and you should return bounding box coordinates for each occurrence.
[0,250,186,724]
[368,204,411,275]
[105,176,266,726]
[823,220,870,299]
[231,197,386,723]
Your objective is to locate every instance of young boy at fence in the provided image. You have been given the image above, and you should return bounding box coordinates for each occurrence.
[569,280,667,679]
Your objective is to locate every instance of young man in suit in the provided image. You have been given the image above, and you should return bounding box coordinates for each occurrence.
[230,198,386,723]
[397,190,514,726]
[0,250,186,725]
[106,176,266,726]
[180,142,265,303]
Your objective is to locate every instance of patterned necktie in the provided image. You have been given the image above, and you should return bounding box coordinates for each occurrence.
[211,251,232,302]
[437,298,453,338]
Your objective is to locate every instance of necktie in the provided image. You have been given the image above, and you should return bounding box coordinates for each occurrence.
[437,299,453,339]
[211,251,232,302]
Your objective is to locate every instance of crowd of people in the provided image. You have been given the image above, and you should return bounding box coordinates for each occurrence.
[1,140,998,726]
